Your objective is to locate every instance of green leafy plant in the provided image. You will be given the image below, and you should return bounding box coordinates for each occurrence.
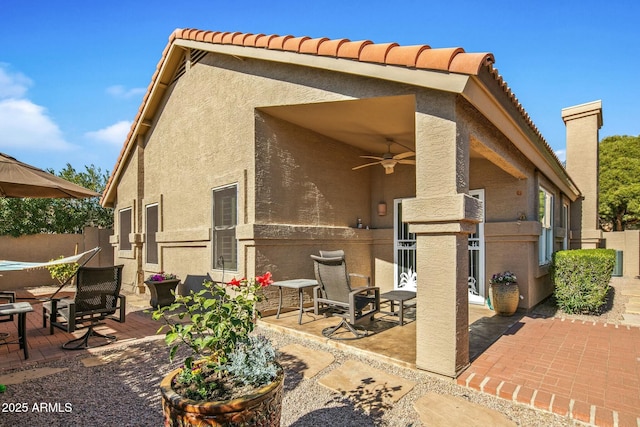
[551,249,615,314]
[47,257,78,286]
[152,272,279,401]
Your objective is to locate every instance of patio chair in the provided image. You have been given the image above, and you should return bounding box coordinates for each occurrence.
[177,273,214,297]
[311,250,380,339]
[42,265,125,350]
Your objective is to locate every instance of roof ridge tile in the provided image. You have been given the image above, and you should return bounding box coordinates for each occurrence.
[338,40,373,59]
[317,38,350,57]
[360,42,399,64]
[299,37,329,54]
[385,45,430,67]
[269,35,294,50]
[283,36,311,52]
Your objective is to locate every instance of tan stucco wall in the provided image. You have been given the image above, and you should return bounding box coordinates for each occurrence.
[0,227,113,292]
[603,230,640,278]
[112,145,141,292]
[564,101,603,248]
[462,99,561,309]
[112,51,426,308]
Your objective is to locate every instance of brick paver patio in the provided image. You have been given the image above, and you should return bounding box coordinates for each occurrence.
[0,291,160,371]
[457,315,640,426]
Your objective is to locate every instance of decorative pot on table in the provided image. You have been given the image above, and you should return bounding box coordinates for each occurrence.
[490,282,520,316]
[160,365,284,427]
[144,279,180,309]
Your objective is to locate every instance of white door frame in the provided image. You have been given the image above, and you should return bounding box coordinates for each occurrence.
[394,198,417,291]
[468,189,485,305]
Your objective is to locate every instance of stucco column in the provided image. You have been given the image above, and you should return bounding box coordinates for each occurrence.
[403,112,482,377]
[563,101,603,248]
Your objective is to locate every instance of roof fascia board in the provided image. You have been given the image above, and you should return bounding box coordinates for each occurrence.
[174,39,470,94]
[461,77,580,201]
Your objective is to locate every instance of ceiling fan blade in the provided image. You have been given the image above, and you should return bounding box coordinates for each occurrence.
[393,151,415,160]
[360,155,384,161]
[352,161,382,170]
[397,159,416,165]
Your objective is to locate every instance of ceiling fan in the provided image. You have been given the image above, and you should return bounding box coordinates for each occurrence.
[352,139,416,174]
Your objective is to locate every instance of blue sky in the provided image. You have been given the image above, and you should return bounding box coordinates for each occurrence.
[1,0,638,175]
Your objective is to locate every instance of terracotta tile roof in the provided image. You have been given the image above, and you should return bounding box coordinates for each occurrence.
[102,28,565,205]
[170,29,495,74]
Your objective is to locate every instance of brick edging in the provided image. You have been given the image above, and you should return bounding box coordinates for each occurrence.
[457,372,638,426]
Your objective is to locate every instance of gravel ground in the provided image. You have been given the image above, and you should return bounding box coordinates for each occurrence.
[0,328,579,427]
[2,281,626,427]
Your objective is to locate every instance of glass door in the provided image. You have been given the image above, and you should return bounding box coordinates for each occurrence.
[394,198,417,291]
[468,189,485,305]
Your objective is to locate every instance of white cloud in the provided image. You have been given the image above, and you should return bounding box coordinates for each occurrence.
[0,64,72,152]
[0,98,71,151]
[106,85,146,99]
[85,120,131,146]
[0,64,32,99]
[555,149,566,163]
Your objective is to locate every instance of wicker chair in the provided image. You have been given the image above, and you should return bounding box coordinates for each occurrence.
[311,250,379,339]
[43,265,125,349]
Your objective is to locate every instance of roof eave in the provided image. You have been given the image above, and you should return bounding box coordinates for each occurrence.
[461,74,581,201]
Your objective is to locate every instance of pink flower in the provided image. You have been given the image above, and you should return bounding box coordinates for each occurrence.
[256,272,273,287]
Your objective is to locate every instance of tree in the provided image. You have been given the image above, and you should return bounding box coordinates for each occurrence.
[0,164,113,237]
[599,135,640,231]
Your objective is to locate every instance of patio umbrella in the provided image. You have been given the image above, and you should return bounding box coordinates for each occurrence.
[0,153,100,199]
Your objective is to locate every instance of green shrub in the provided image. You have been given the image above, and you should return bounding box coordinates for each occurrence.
[551,249,615,314]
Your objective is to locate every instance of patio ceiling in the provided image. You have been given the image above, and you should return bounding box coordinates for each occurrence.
[258,95,417,155]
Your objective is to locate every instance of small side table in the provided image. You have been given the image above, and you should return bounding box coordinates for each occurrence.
[380,290,416,326]
[272,279,318,324]
[0,302,34,359]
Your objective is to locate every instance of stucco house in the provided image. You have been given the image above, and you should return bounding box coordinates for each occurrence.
[101,28,604,377]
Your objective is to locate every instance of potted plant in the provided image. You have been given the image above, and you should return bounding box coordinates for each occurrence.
[489,271,520,316]
[144,272,180,309]
[152,272,283,426]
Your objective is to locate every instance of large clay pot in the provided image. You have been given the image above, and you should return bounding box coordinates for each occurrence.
[490,283,520,316]
[160,366,284,427]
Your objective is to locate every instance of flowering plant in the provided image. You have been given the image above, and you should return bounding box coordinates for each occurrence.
[490,271,518,285]
[147,272,177,282]
[152,272,278,401]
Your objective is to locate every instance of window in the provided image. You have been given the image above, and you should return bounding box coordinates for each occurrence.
[146,204,159,264]
[538,187,554,265]
[119,208,132,251]
[212,185,238,270]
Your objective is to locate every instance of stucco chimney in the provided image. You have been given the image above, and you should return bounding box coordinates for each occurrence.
[562,100,603,248]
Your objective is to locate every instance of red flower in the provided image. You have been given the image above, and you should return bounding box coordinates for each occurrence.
[228,277,244,287]
[256,271,273,287]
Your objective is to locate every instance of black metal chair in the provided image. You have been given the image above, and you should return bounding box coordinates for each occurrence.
[43,265,125,350]
[311,250,379,339]
[0,291,16,340]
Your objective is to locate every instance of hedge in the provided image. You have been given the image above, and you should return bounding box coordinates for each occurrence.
[551,249,615,314]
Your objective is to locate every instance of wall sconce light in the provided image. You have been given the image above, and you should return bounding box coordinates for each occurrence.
[377,201,387,216]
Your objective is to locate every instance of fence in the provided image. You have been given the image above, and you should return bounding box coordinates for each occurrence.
[0,227,113,292]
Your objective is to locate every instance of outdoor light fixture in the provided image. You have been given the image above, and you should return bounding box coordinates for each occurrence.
[377,201,387,216]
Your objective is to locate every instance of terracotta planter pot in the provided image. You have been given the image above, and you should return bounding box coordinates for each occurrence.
[144,279,180,309]
[160,366,284,427]
[490,283,520,316]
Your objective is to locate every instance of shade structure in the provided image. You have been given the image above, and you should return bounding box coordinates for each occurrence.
[0,153,100,199]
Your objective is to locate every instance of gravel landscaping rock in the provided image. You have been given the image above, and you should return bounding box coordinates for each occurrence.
[0,327,580,426]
